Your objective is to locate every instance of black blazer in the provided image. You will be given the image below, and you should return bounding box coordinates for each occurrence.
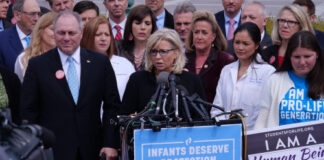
[0,66,21,124]
[315,29,324,51]
[20,48,121,160]
[261,32,273,50]
[164,9,174,29]
[214,10,241,39]
[262,44,280,69]
[121,70,205,119]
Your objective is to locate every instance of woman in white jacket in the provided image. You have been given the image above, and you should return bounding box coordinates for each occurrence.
[211,22,275,130]
[254,31,324,129]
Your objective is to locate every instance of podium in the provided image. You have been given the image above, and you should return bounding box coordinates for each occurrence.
[119,117,245,160]
[134,124,242,160]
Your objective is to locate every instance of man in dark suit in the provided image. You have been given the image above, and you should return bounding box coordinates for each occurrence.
[103,0,128,40]
[215,0,244,40]
[146,0,173,29]
[46,0,74,12]
[0,0,12,31]
[226,1,273,55]
[293,0,324,51]
[20,10,121,160]
[0,0,40,71]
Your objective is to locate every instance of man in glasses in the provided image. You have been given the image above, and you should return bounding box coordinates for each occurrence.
[0,0,12,32]
[0,0,40,71]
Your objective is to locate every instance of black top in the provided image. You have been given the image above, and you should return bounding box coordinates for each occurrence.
[0,66,21,124]
[262,44,280,69]
[121,70,205,120]
[164,9,174,29]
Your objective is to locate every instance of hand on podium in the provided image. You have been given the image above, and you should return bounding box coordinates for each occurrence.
[100,147,118,160]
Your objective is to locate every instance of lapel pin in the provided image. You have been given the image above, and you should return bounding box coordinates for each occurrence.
[269,56,275,64]
[204,64,208,69]
[86,60,91,63]
[55,70,65,79]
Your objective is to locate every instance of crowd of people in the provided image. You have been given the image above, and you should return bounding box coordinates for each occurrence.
[0,0,323,159]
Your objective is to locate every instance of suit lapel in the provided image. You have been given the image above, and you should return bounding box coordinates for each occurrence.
[48,48,76,105]
[77,48,91,106]
[9,26,23,56]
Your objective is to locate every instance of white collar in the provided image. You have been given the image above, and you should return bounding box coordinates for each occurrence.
[16,25,29,41]
[58,47,81,65]
[109,17,127,29]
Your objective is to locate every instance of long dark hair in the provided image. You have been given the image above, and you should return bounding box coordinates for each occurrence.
[233,22,265,63]
[121,5,157,51]
[278,31,324,99]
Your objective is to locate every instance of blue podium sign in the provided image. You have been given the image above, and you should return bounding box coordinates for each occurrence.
[134,124,242,160]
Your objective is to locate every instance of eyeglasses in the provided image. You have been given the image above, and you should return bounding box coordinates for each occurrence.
[106,0,125,3]
[21,11,41,18]
[277,18,300,28]
[149,49,175,57]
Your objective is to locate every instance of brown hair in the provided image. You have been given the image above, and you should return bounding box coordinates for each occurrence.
[278,31,324,99]
[81,16,116,58]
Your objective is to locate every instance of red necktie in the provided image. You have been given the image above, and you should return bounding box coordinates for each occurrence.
[227,19,235,40]
[115,25,122,40]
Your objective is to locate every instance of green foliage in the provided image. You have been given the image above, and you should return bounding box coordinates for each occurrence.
[313,17,324,31]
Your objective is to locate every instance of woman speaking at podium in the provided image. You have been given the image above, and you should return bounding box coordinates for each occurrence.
[120,28,205,119]
[255,31,324,129]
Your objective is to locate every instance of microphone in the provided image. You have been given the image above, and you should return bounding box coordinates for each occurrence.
[190,93,225,112]
[168,74,179,119]
[145,72,169,111]
[155,72,169,115]
[176,85,192,123]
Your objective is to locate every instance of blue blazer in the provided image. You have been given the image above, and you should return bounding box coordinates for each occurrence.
[0,25,23,71]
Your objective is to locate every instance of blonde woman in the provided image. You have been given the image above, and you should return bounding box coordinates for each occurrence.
[262,4,314,69]
[14,12,56,82]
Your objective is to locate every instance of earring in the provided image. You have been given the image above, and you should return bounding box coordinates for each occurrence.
[129,34,133,40]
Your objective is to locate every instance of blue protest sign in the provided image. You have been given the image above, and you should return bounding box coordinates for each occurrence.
[134,124,242,160]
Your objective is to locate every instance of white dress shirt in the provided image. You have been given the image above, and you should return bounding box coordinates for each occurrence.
[58,47,81,85]
[224,10,241,38]
[109,18,127,39]
[16,25,30,49]
[110,55,135,100]
[211,55,275,130]
[14,51,26,82]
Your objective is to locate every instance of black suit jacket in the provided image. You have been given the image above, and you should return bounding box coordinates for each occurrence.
[315,29,324,51]
[20,48,121,160]
[164,9,174,29]
[0,25,24,71]
[121,70,205,119]
[214,10,241,39]
[0,66,21,124]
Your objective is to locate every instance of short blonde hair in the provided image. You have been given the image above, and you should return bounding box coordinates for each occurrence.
[271,4,314,45]
[144,29,187,74]
[186,10,227,52]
